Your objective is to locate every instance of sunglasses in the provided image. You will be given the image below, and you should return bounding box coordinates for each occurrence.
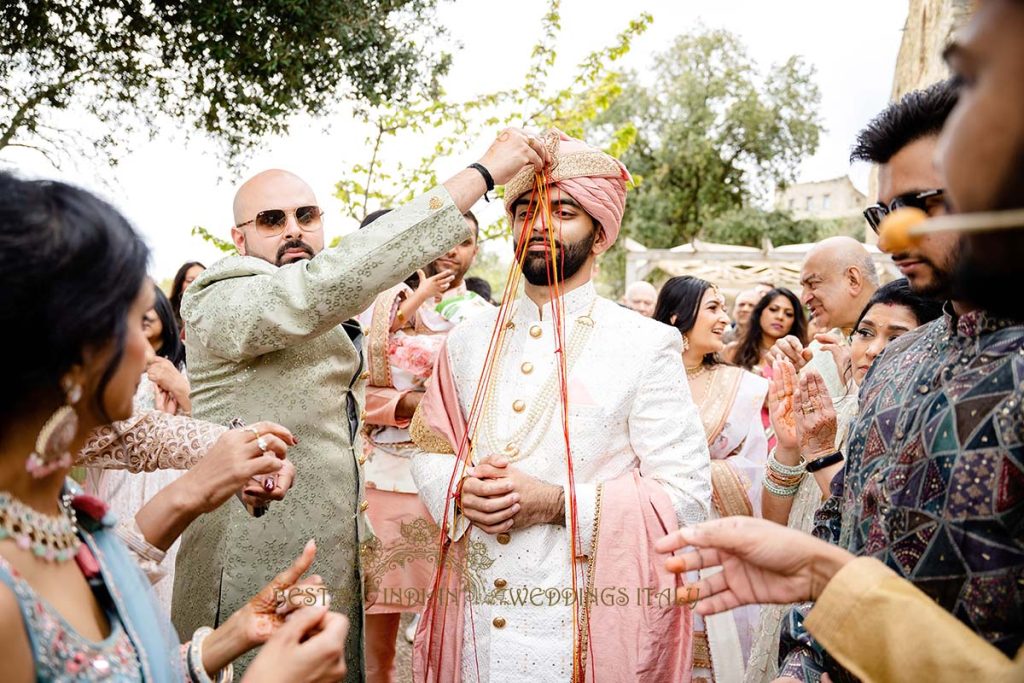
[236,205,323,237]
[863,189,945,234]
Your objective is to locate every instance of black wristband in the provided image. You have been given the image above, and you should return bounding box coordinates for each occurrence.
[805,450,844,473]
[468,162,495,199]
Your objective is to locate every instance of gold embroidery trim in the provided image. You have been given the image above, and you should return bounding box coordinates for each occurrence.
[700,365,744,445]
[576,481,604,683]
[503,128,625,214]
[710,459,754,517]
[410,406,455,454]
[693,630,713,670]
[367,284,407,388]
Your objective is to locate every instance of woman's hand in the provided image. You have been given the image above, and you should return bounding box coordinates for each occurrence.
[179,421,296,514]
[147,357,191,414]
[794,371,838,461]
[242,607,349,683]
[238,539,328,646]
[203,540,332,676]
[416,268,456,301]
[767,359,799,451]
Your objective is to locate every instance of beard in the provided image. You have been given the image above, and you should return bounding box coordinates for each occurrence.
[954,231,1024,321]
[275,238,315,266]
[517,230,596,286]
[893,247,959,299]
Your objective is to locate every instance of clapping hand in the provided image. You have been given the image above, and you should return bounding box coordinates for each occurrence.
[794,370,838,461]
[767,359,799,450]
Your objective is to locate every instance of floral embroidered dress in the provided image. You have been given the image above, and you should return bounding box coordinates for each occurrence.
[777,307,1024,680]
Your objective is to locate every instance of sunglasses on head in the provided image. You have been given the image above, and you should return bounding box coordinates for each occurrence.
[236,205,323,237]
[863,189,945,234]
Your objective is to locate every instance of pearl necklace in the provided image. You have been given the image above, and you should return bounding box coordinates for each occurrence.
[481,301,597,462]
[0,491,81,563]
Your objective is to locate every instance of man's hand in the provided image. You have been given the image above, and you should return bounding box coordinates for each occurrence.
[458,460,520,534]
[459,456,564,534]
[815,332,853,386]
[769,335,814,372]
[655,517,854,616]
[477,128,550,185]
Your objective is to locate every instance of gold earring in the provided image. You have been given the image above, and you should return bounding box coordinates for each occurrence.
[682,335,690,352]
[26,378,81,478]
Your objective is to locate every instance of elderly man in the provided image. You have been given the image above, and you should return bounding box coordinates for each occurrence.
[623,280,658,317]
[172,130,548,678]
[722,288,760,344]
[410,130,710,682]
[771,236,878,391]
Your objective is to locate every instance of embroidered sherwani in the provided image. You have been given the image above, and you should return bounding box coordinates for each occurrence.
[171,188,471,678]
[412,283,711,681]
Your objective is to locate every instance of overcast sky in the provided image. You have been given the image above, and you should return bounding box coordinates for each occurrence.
[7,0,909,279]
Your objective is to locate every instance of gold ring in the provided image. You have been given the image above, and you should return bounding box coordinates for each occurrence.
[247,427,261,439]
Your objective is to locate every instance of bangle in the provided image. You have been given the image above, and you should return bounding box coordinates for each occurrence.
[467,162,495,201]
[805,451,844,473]
[187,626,234,683]
[768,448,806,476]
[763,477,801,497]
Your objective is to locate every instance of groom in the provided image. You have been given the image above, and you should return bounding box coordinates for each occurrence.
[411,130,711,682]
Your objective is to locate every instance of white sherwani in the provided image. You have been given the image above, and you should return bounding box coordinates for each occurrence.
[413,282,711,682]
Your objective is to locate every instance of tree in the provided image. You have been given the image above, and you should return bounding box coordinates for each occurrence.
[593,27,823,289]
[0,0,452,167]
[702,207,822,248]
[333,0,650,238]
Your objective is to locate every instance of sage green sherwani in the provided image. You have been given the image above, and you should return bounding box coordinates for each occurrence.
[172,187,469,678]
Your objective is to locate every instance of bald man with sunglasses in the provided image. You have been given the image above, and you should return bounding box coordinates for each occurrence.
[172,130,548,680]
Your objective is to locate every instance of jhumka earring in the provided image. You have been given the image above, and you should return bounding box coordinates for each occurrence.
[682,335,690,352]
[26,378,82,478]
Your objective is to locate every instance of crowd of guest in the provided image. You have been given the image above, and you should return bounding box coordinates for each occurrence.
[0,1,1021,681]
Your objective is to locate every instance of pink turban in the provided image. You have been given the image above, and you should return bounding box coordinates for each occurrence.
[503,129,632,245]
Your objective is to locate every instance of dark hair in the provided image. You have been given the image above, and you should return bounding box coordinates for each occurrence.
[854,277,943,330]
[151,285,185,368]
[170,261,205,325]
[0,172,149,433]
[653,276,720,367]
[359,208,393,229]
[463,210,480,238]
[464,276,493,303]
[732,288,807,371]
[850,79,959,164]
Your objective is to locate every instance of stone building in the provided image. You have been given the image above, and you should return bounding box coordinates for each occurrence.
[891,0,973,99]
[775,176,867,221]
